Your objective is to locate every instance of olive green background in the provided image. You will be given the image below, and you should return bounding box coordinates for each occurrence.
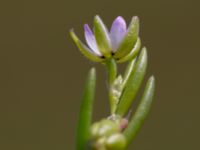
[0,0,199,149]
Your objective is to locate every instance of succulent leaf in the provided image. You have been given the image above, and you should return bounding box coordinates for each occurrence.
[76,68,96,150]
[123,76,155,145]
[116,47,147,116]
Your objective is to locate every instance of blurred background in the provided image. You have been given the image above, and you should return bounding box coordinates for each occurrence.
[0,0,200,149]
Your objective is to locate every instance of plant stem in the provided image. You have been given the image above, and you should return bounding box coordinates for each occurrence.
[106,58,117,114]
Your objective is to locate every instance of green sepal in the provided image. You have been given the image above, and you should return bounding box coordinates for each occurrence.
[123,76,155,146]
[76,68,96,150]
[117,37,141,63]
[70,29,103,62]
[94,15,112,58]
[116,47,147,116]
[114,16,139,59]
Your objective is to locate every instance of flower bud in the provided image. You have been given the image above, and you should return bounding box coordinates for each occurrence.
[95,136,107,150]
[90,122,101,139]
[106,133,127,150]
[90,119,120,139]
[98,119,119,137]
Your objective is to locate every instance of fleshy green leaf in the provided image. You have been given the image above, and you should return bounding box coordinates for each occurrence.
[76,68,96,150]
[123,76,155,145]
[116,47,147,116]
[70,29,103,62]
[94,15,112,57]
[117,37,141,63]
[121,58,137,89]
[114,16,139,59]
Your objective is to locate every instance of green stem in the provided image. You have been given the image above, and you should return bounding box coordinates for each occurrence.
[106,58,117,84]
[106,58,117,114]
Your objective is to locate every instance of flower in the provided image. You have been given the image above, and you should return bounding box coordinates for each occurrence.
[70,15,141,63]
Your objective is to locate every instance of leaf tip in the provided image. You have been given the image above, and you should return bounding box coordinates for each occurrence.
[148,75,156,91]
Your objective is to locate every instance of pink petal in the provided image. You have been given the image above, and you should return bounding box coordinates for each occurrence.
[110,16,127,51]
[84,24,102,56]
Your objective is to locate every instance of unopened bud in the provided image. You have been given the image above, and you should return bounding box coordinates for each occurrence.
[106,133,127,150]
